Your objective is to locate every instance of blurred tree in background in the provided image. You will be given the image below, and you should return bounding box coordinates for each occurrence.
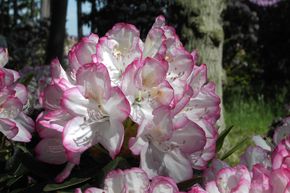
[223,0,290,100]
[0,0,49,69]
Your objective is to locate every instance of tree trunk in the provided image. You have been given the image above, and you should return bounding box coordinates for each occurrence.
[45,0,68,64]
[91,0,97,33]
[41,0,50,19]
[175,0,226,130]
[77,0,83,39]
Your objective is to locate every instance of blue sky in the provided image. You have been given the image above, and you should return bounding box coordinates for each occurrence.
[66,0,90,36]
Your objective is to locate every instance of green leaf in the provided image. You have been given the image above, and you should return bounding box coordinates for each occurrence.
[43,177,91,192]
[102,157,127,175]
[18,73,34,86]
[6,175,23,186]
[221,137,248,160]
[216,125,234,152]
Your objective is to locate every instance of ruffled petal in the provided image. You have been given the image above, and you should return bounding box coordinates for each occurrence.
[136,58,168,89]
[97,119,123,158]
[143,28,166,59]
[12,83,28,105]
[0,97,22,119]
[0,118,18,139]
[63,116,97,152]
[62,87,89,116]
[35,137,67,165]
[150,176,179,193]
[171,118,206,154]
[76,63,111,101]
[96,23,141,85]
[103,87,130,122]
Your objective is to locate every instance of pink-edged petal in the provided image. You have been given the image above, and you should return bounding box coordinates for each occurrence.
[11,123,32,142]
[190,138,217,170]
[98,119,124,159]
[172,82,194,116]
[51,58,71,82]
[203,159,229,184]
[273,117,290,145]
[270,168,290,193]
[35,138,67,165]
[188,64,208,92]
[62,87,89,116]
[96,24,141,85]
[55,162,76,183]
[42,83,64,110]
[12,83,28,105]
[0,69,16,88]
[188,184,208,193]
[252,135,272,152]
[123,168,150,193]
[140,143,192,183]
[150,81,174,107]
[63,116,97,152]
[166,47,194,82]
[136,58,168,89]
[3,68,20,83]
[68,33,99,75]
[103,87,130,122]
[150,106,173,141]
[0,87,15,104]
[0,48,8,67]
[36,111,65,138]
[76,63,111,101]
[250,164,271,193]
[171,117,206,154]
[152,15,166,28]
[104,169,126,192]
[216,165,251,193]
[11,112,34,142]
[120,61,139,99]
[129,136,147,155]
[0,97,22,119]
[0,118,18,139]
[205,181,220,193]
[240,146,271,170]
[14,112,34,133]
[143,28,166,59]
[150,176,179,193]
[162,149,193,183]
[184,83,220,125]
[40,109,73,133]
[84,188,106,193]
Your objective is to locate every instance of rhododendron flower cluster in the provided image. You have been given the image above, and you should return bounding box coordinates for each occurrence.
[35,16,220,183]
[75,168,207,193]
[0,48,34,142]
[200,116,290,193]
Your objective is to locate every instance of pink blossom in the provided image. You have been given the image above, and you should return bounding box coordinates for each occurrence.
[203,159,229,184]
[75,168,203,193]
[0,48,34,142]
[62,63,130,158]
[240,146,271,170]
[249,164,271,193]
[272,136,290,170]
[273,117,290,145]
[205,165,251,193]
[129,107,206,182]
[68,33,99,78]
